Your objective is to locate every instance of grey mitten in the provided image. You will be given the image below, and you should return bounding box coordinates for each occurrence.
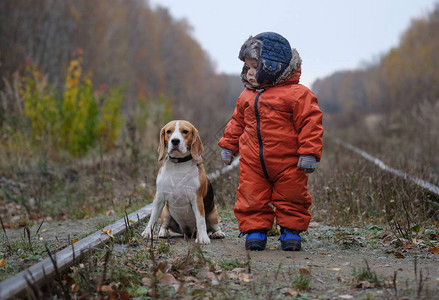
[298,155,316,173]
[221,149,234,165]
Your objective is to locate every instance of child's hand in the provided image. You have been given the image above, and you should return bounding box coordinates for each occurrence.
[298,155,316,173]
[221,149,234,165]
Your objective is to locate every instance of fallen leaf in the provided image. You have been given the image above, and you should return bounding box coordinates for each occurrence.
[160,273,179,285]
[339,295,353,299]
[0,259,7,267]
[141,277,151,287]
[101,229,114,239]
[41,228,47,233]
[279,287,298,296]
[99,285,113,293]
[238,272,252,282]
[356,280,372,289]
[403,243,416,249]
[117,290,131,300]
[72,238,79,244]
[299,268,310,275]
[332,268,341,271]
[128,219,135,223]
[206,272,220,285]
[231,227,239,230]
[429,246,439,255]
[395,252,405,258]
[71,283,80,293]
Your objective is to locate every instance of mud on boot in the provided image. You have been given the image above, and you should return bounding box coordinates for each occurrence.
[280,228,301,251]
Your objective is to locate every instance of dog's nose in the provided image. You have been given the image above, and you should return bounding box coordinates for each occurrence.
[171,139,180,146]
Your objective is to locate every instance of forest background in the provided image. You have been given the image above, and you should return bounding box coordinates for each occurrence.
[0,0,438,232]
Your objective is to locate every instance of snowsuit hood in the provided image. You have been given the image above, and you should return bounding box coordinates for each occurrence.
[239,32,302,90]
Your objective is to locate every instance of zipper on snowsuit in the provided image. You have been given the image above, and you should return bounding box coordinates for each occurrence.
[254,90,270,180]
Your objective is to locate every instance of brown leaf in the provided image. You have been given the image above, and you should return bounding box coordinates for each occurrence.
[279,287,298,296]
[160,273,180,289]
[0,259,7,267]
[117,290,131,300]
[429,246,439,255]
[72,238,79,244]
[299,268,310,275]
[238,272,252,282]
[99,285,113,293]
[157,261,169,273]
[71,283,80,293]
[394,251,405,258]
[403,243,416,249]
[356,280,372,289]
[142,277,151,287]
[206,271,220,285]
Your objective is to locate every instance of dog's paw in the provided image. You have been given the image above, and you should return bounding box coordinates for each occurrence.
[158,227,170,238]
[141,227,153,240]
[195,233,211,245]
[210,230,225,239]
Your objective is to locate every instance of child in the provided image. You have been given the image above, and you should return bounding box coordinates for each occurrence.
[218,32,323,251]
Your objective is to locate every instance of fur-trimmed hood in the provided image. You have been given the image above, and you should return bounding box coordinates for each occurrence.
[238,32,302,90]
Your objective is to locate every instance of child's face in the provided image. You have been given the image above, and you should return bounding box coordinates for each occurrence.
[245,57,259,87]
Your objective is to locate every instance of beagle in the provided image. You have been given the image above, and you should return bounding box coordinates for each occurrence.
[142,120,225,244]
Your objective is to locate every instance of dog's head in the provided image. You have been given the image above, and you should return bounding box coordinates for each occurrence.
[158,120,204,161]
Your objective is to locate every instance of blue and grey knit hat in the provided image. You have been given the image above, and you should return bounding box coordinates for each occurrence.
[238,32,301,89]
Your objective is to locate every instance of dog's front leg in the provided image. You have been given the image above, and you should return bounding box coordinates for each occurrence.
[142,194,165,240]
[192,195,211,245]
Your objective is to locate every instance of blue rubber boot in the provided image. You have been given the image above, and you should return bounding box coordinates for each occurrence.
[243,230,267,251]
[280,228,301,251]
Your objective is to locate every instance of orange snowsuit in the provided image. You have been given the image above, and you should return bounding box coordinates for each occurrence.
[218,69,323,233]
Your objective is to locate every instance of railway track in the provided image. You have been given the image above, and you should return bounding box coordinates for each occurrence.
[1,138,437,299]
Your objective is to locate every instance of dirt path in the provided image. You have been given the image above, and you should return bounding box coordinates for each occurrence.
[2,213,439,298]
[169,217,439,298]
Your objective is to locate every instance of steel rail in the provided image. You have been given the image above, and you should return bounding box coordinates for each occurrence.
[0,205,152,299]
[0,160,241,299]
[331,136,439,196]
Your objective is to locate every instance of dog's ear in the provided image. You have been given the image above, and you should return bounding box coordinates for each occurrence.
[157,126,166,161]
[190,127,204,161]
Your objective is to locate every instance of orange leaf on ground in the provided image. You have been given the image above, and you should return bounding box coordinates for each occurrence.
[0,259,7,267]
[299,268,310,275]
[101,229,114,238]
[394,252,405,258]
[429,246,439,255]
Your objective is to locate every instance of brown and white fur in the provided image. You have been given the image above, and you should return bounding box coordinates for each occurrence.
[142,120,225,244]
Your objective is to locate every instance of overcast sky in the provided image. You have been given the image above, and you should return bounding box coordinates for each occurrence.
[150,0,437,87]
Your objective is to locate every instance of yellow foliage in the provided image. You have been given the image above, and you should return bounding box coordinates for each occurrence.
[19,55,124,156]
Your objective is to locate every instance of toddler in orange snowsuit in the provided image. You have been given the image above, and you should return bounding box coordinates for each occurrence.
[218,32,323,251]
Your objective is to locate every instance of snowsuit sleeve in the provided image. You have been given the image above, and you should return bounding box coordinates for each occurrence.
[293,89,323,161]
[218,94,247,156]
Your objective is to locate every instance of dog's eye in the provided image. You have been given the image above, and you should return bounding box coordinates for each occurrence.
[182,130,189,134]
[166,130,172,134]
